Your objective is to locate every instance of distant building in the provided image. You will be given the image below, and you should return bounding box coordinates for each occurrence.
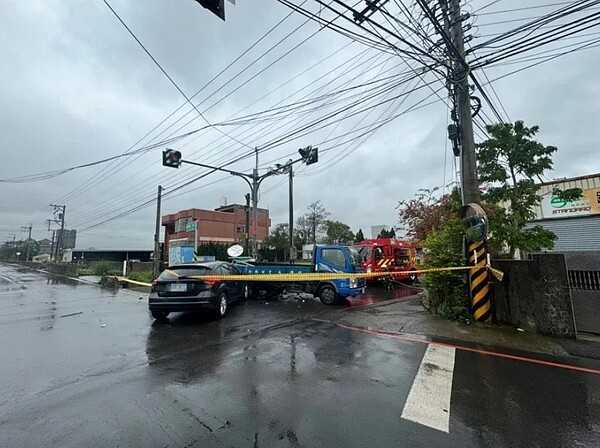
[63,249,153,263]
[37,238,53,255]
[370,225,389,239]
[528,173,600,252]
[162,203,271,256]
[56,229,77,250]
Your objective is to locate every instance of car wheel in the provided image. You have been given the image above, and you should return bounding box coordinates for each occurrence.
[151,310,169,320]
[318,285,338,306]
[215,292,228,319]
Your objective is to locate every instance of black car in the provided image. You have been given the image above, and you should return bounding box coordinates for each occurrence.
[148,262,248,320]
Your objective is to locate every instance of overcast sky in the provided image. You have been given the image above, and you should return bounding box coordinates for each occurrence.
[1,0,599,249]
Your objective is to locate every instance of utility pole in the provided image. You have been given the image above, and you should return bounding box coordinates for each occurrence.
[153,185,163,280]
[448,0,480,205]
[50,204,66,260]
[288,163,294,261]
[244,193,250,256]
[251,148,259,259]
[21,224,33,261]
[194,219,199,255]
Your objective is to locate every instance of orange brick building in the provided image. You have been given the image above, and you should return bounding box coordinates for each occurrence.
[162,204,270,252]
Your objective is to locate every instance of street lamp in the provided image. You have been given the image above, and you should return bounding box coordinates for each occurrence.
[161,147,318,259]
[16,251,21,261]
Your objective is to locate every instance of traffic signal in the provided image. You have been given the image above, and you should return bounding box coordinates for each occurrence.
[162,149,182,169]
[299,146,318,166]
[193,0,225,21]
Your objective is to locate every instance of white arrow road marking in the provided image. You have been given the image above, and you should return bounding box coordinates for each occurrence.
[401,344,456,433]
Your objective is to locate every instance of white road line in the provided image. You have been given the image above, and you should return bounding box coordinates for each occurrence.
[401,344,456,433]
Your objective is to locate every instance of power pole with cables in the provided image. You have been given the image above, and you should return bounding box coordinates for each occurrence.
[50,205,66,260]
[288,164,295,261]
[21,224,33,261]
[447,0,480,205]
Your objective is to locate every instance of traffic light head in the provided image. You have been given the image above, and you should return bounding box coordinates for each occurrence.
[299,146,318,166]
[162,149,182,169]
[193,0,225,21]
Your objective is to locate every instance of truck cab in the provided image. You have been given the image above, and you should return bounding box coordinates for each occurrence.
[351,239,417,284]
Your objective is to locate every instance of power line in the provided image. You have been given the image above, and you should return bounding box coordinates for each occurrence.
[101,0,252,149]
[48,1,306,208]
[0,130,201,183]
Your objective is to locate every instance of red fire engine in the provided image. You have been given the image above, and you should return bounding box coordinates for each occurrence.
[351,238,418,284]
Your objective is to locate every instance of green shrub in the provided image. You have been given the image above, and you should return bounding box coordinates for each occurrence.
[92,260,121,276]
[438,304,472,323]
[421,219,470,317]
[128,271,153,284]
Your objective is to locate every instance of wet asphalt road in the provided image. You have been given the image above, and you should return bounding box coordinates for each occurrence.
[1,263,600,447]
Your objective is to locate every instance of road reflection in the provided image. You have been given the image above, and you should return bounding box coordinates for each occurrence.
[345,283,424,309]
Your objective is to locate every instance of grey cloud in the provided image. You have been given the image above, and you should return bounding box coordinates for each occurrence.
[1,0,599,247]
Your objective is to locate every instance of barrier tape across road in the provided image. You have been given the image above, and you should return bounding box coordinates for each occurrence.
[117,265,504,287]
[165,265,504,282]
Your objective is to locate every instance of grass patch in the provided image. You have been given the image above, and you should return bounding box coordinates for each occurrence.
[128,271,153,284]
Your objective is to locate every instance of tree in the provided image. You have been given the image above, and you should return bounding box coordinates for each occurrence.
[398,188,461,242]
[259,223,289,261]
[324,220,354,244]
[294,215,311,249]
[355,229,365,242]
[397,188,469,319]
[304,201,330,244]
[476,120,581,258]
[0,239,40,261]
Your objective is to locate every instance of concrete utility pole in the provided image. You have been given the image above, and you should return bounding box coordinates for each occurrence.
[50,204,66,260]
[288,164,294,261]
[21,224,33,262]
[153,185,163,280]
[448,0,480,204]
[244,193,250,256]
[252,148,260,259]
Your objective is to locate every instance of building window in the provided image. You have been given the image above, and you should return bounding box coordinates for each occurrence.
[175,218,193,233]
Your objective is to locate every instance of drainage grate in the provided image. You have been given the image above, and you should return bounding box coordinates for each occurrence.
[568,270,600,291]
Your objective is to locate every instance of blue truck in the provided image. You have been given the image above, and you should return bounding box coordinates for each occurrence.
[234,244,366,305]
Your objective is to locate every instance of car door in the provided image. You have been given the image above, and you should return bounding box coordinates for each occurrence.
[220,264,241,301]
[228,264,244,299]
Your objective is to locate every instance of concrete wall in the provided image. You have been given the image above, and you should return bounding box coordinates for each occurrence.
[128,261,153,274]
[492,253,576,338]
[563,251,600,270]
[46,263,78,277]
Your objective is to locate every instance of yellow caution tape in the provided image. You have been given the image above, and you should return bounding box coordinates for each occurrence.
[157,265,504,282]
[117,266,504,286]
[116,277,153,287]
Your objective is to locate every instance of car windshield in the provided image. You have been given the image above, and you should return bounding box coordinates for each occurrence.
[158,266,212,280]
[349,248,362,269]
